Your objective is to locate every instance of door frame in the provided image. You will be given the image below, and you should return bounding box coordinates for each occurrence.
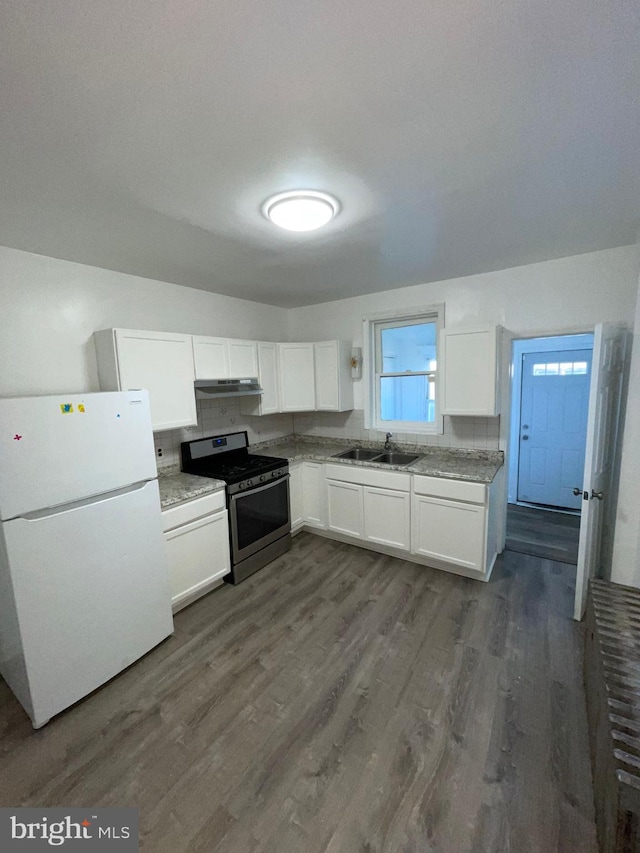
[507,333,594,507]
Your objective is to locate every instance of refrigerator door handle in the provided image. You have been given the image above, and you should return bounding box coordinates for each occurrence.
[20,480,153,521]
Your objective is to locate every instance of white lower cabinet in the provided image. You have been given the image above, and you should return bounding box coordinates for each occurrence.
[411,474,496,575]
[162,492,230,612]
[364,486,411,551]
[289,463,304,533]
[325,464,411,548]
[411,494,486,571]
[302,462,326,529]
[327,480,364,539]
[293,458,501,580]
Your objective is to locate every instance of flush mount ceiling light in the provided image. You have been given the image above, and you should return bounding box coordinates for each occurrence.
[261,190,340,232]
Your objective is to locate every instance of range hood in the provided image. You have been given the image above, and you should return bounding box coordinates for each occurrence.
[194,378,263,400]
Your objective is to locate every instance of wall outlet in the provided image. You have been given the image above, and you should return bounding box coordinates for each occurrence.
[156,447,163,458]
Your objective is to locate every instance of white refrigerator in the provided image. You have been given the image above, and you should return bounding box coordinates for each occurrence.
[0,390,173,728]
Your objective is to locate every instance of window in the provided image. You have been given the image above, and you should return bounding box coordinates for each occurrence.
[365,308,443,433]
[532,361,589,376]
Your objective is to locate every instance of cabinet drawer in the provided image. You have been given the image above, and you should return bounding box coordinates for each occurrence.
[412,475,486,504]
[324,463,411,492]
[162,489,226,532]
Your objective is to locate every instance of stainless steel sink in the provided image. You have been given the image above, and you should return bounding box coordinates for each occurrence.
[333,447,382,461]
[371,451,422,466]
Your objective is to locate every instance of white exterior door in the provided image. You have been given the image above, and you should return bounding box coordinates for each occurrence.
[574,324,627,621]
[517,349,592,509]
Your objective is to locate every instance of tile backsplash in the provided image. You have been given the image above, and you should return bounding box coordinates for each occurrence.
[155,404,499,469]
[292,409,500,450]
[153,399,294,468]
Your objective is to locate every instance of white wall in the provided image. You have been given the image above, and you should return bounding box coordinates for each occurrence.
[287,246,640,409]
[0,246,287,397]
[611,267,640,587]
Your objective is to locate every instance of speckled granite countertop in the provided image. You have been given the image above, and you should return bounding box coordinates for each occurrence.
[157,466,226,509]
[253,436,503,484]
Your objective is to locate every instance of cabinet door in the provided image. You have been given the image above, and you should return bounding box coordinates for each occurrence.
[278,343,316,411]
[164,510,231,611]
[314,341,339,411]
[326,480,364,539]
[257,342,280,414]
[364,487,411,551]
[412,495,486,572]
[440,326,499,416]
[289,464,304,532]
[115,330,197,431]
[228,340,259,378]
[192,336,230,380]
[302,462,326,529]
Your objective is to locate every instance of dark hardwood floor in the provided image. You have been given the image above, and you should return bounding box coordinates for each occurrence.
[506,503,581,564]
[0,533,597,852]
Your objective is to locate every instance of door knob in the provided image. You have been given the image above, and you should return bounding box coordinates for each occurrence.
[591,490,604,500]
[573,487,582,496]
[521,435,529,440]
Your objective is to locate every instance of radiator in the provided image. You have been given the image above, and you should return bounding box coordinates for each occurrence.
[585,579,640,853]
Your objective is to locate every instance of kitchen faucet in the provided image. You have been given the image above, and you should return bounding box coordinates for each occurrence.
[384,432,393,450]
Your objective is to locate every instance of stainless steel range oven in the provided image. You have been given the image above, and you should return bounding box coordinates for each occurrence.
[181,432,291,584]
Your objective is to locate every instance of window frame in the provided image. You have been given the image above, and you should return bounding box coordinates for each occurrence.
[363,305,444,435]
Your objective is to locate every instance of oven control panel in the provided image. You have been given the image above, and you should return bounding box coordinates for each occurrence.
[230,466,289,495]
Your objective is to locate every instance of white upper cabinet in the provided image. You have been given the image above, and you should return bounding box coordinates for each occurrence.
[239,341,280,416]
[94,329,197,432]
[278,343,316,412]
[440,326,501,416]
[228,340,259,377]
[192,336,229,379]
[314,341,354,412]
[193,336,258,380]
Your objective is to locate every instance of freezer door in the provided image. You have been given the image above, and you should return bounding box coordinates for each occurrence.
[0,478,173,728]
[0,391,157,520]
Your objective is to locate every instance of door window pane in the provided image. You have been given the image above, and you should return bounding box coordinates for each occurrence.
[532,360,590,377]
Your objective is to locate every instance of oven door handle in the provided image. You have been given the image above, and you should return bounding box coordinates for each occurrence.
[230,474,290,502]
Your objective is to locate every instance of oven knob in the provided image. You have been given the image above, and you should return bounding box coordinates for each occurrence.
[259,474,266,483]
[247,480,253,488]
[271,470,277,478]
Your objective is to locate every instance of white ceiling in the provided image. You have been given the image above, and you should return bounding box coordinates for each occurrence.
[1,0,638,308]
